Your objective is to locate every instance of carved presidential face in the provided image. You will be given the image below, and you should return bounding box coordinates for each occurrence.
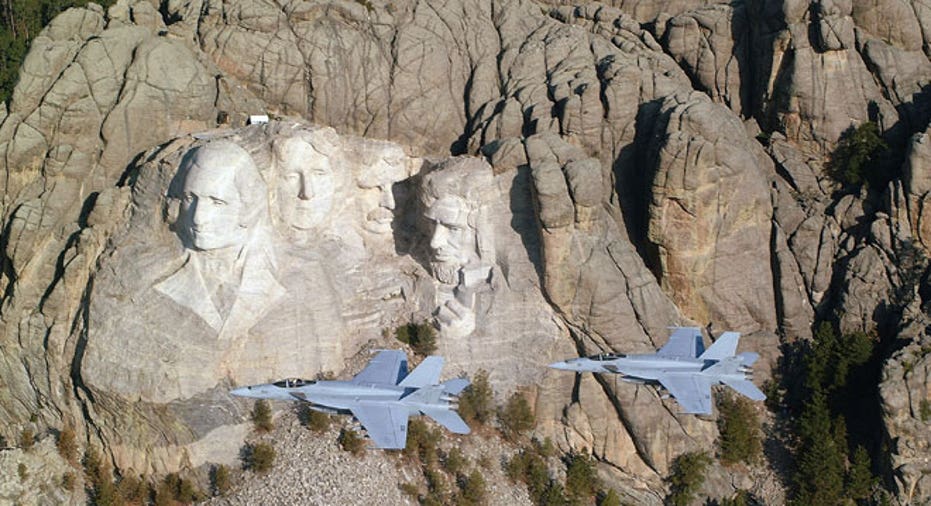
[425,195,475,285]
[357,154,408,235]
[275,138,335,230]
[178,146,258,251]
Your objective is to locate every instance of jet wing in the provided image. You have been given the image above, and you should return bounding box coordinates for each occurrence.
[349,404,409,449]
[658,374,713,414]
[657,327,704,358]
[352,350,408,385]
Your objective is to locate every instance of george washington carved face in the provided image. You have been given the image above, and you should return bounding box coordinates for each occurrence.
[175,141,265,251]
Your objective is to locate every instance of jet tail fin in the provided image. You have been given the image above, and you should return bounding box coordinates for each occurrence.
[399,356,444,387]
[421,408,471,434]
[721,378,766,401]
[698,331,740,361]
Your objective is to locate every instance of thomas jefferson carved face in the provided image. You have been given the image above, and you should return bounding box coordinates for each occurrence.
[274,137,336,231]
[177,142,263,251]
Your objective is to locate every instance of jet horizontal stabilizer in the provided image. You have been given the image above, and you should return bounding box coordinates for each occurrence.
[721,378,766,401]
[421,408,470,434]
[738,351,759,367]
[441,378,470,396]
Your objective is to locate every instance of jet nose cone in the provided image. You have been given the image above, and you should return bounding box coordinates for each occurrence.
[549,360,575,371]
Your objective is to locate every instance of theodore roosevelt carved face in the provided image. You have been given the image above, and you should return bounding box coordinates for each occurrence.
[356,144,409,236]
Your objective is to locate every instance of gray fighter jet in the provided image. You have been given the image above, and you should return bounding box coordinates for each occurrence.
[549,327,765,414]
[231,350,470,449]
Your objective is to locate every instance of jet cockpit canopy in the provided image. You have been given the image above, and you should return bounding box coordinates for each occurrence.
[587,353,625,361]
[273,378,316,388]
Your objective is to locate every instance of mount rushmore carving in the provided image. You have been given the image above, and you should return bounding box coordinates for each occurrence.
[80,122,562,466]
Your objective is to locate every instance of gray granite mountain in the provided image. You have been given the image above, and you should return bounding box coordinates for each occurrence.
[1,0,930,503]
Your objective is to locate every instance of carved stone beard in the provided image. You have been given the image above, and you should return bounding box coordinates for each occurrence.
[431,261,461,285]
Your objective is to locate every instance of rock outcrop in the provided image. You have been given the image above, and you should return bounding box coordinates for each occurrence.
[881,312,931,503]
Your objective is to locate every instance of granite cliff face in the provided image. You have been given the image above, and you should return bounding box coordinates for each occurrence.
[1,0,930,503]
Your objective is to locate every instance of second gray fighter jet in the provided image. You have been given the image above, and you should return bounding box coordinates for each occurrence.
[549,327,765,414]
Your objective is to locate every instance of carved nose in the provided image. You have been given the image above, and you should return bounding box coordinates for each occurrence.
[298,174,314,200]
[190,200,206,226]
[430,226,447,250]
[380,187,395,210]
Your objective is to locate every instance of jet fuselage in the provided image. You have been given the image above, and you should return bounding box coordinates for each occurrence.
[231,380,450,414]
[550,354,703,380]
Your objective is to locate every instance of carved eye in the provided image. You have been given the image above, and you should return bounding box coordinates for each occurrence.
[210,197,227,206]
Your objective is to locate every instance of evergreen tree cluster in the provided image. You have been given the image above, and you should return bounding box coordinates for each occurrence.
[297,403,331,433]
[211,464,232,497]
[400,423,489,505]
[0,0,117,104]
[498,391,535,442]
[458,369,494,426]
[505,439,617,506]
[246,441,276,473]
[505,440,564,505]
[81,445,207,505]
[394,322,438,356]
[337,428,366,456]
[791,322,878,505]
[716,392,762,466]
[666,451,711,506]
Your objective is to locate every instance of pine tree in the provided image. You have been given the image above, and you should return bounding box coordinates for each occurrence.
[213,464,232,496]
[564,451,599,503]
[457,469,487,506]
[847,445,875,500]
[666,451,711,506]
[458,369,494,426]
[793,392,845,505]
[598,489,622,506]
[251,399,273,433]
[498,392,535,441]
[717,392,762,465]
